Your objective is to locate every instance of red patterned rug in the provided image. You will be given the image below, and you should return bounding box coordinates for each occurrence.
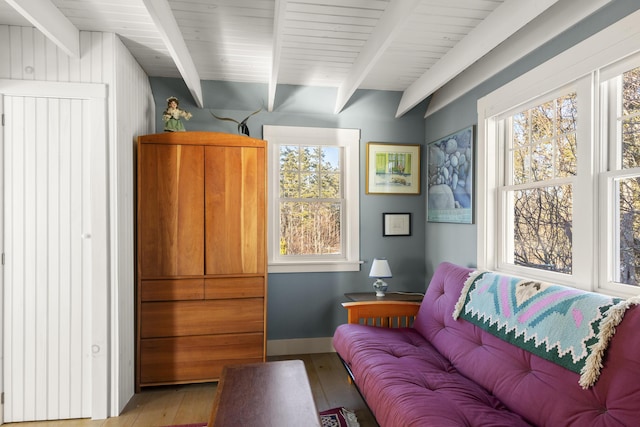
[320,407,360,426]
[163,407,359,427]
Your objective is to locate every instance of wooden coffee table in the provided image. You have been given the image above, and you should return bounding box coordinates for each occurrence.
[208,360,322,427]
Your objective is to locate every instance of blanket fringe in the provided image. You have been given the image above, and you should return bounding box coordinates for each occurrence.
[579,294,640,389]
[340,407,360,427]
[452,270,485,320]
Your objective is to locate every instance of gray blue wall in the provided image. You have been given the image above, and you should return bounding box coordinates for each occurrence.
[424,0,640,279]
[149,78,429,340]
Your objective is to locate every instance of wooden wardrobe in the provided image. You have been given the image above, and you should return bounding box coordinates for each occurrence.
[136,131,267,389]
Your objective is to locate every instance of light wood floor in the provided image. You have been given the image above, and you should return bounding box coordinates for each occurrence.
[4,353,377,427]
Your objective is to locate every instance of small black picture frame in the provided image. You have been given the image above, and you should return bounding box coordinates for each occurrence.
[383,213,411,236]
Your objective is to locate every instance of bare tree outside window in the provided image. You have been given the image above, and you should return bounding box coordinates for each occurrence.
[504,67,640,284]
[507,93,577,273]
[511,186,573,273]
[617,66,640,285]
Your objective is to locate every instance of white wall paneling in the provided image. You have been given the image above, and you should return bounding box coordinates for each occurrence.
[110,35,155,415]
[0,24,154,420]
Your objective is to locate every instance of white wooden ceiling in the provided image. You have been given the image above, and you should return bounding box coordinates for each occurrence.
[0,0,590,115]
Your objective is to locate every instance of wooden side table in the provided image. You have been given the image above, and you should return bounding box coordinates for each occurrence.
[344,292,424,302]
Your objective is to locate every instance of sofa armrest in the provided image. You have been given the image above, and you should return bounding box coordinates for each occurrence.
[341,301,421,328]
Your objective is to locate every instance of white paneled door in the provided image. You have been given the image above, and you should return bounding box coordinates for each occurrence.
[3,94,92,422]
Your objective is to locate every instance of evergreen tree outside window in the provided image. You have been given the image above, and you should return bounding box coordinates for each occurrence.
[279,145,342,256]
[264,126,360,273]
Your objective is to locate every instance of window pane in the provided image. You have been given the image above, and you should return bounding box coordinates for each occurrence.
[511,185,573,274]
[512,112,529,147]
[321,173,341,198]
[299,173,319,197]
[621,67,640,168]
[616,176,640,286]
[302,146,319,171]
[558,94,578,133]
[279,201,341,255]
[532,142,554,181]
[531,101,554,142]
[322,147,340,172]
[280,171,299,197]
[320,147,342,198]
[509,93,577,184]
[557,133,577,178]
[278,143,344,256]
[513,148,529,185]
[622,116,640,168]
[622,66,640,117]
[280,145,300,170]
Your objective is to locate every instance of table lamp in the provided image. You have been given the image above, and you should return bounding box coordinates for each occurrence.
[369,258,392,297]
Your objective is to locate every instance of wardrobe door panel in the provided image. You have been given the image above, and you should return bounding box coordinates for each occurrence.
[205,146,265,275]
[138,144,205,277]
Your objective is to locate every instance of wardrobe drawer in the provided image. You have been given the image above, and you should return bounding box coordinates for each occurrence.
[140,279,205,301]
[204,277,264,299]
[139,333,264,385]
[140,298,264,338]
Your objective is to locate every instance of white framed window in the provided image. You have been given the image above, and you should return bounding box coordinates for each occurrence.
[488,78,594,289]
[499,89,578,274]
[599,54,640,294]
[263,125,360,273]
[477,10,640,296]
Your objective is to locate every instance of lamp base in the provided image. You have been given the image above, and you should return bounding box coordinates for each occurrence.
[373,279,388,297]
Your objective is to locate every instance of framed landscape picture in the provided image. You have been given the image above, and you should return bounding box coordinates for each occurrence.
[427,126,474,224]
[366,142,421,195]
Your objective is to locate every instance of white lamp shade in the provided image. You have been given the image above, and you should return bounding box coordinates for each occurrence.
[369,258,392,278]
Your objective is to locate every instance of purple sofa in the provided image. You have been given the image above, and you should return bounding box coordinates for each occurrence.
[333,262,640,426]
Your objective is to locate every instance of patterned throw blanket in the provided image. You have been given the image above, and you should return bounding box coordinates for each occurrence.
[453,271,640,388]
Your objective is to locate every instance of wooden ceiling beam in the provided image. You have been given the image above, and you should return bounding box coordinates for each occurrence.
[334,0,422,114]
[396,0,560,118]
[142,0,204,108]
[425,0,614,118]
[268,0,287,112]
[6,0,79,58]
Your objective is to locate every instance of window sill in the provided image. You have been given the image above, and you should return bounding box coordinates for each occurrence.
[268,260,362,274]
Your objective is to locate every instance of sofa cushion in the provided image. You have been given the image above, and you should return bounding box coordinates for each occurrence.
[414,262,640,427]
[333,323,532,426]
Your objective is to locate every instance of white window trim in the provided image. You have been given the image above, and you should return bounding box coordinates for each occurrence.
[263,125,361,273]
[494,79,593,289]
[477,9,640,296]
[598,51,640,294]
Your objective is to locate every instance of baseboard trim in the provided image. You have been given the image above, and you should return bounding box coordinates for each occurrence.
[267,337,335,356]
